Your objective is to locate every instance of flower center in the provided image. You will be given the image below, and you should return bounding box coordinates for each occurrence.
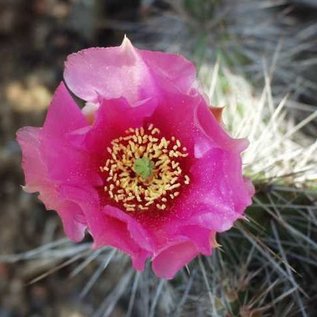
[100,124,190,213]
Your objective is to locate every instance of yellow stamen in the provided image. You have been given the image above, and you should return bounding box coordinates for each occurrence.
[99,124,190,213]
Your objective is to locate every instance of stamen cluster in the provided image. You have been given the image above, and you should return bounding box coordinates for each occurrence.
[100,124,190,212]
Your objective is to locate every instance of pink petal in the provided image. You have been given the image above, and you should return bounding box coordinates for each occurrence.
[43,82,88,136]
[39,83,101,187]
[64,37,196,104]
[93,210,150,270]
[17,127,47,192]
[146,90,244,159]
[59,185,152,271]
[103,205,154,253]
[195,101,248,154]
[152,241,200,279]
[56,200,87,242]
[170,148,253,232]
[177,226,214,255]
[40,134,102,187]
[70,97,156,159]
[16,127,87,242]
[140,48,196,94]
[148,92,205,158]
[64,37,156,104]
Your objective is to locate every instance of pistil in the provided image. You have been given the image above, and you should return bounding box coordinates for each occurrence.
[133,157,154,180]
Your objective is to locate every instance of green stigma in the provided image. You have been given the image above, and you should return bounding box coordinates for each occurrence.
[133,157,154,179]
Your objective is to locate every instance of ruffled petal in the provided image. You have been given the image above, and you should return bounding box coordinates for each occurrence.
[152,241,199,279]
[102,205,154,253]
[59,185,152,271]
[93,210,151,271]
[39,83,101,187]
[149,92,205,158]
[43,82,88,136]
[17,127,47,192]
[64,37,196,104]
[69,96,157,162]
[177,226,214,255]
[169,148,252,232]
[16,127,87,242]
[152,231,217,279]
[64,37,157,104]
[17,83,93,241]
[195,101,249,154]
[140,48,196,94]
[56,200,87,242]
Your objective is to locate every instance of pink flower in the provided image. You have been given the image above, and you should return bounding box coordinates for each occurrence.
[17,38,254,279]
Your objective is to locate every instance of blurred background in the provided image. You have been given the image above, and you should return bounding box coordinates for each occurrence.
[0,1,316,316]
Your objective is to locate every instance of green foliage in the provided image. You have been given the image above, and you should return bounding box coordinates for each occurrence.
[183,0,222,23]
